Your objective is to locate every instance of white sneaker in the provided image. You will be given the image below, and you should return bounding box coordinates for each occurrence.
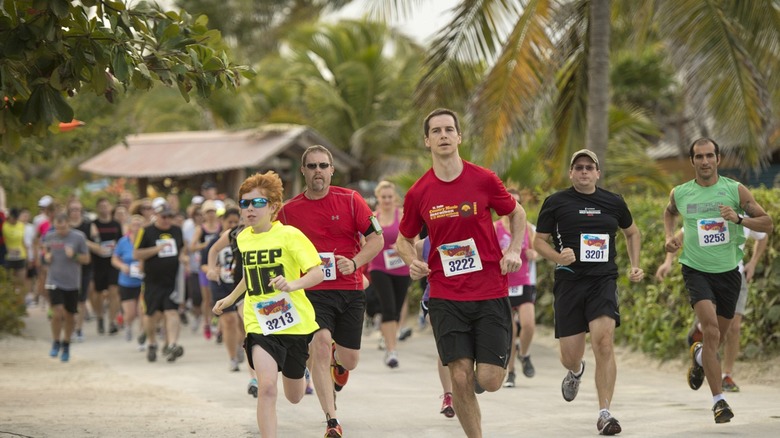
[384,351,399,368]
[191,316,201,333]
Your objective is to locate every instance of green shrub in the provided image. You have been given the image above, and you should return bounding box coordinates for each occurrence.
[0,267,27,337]
[533,187,780,360]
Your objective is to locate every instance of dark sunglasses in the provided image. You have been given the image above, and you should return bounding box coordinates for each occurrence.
[239,197,269,209]
[305,162,331,170]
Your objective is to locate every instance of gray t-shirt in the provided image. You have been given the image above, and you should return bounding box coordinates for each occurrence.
[43,229,89,290]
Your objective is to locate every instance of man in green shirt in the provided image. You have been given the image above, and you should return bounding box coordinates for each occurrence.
[663,138,773,424]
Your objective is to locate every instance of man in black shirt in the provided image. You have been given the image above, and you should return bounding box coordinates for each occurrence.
[534,149,644,436]
[88,197,123,335]
[134,203,185,363]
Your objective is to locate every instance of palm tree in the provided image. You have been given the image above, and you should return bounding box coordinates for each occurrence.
[586,0,610,174]
[370,0,780,178]
[246,19,431,179]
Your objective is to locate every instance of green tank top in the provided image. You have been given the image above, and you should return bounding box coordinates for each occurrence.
[674,176,745,273]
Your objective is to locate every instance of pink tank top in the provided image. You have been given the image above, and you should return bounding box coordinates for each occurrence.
[368,208,410,276]
[494,220,530,287]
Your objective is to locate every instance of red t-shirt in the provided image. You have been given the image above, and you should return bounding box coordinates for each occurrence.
[400,160,517,301]
[278,186,374,291]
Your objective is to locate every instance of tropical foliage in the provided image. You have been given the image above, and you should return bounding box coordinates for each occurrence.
[245,19,432,180]
[369,0,780,181]
[175,0,356,62]
[0,0,250,150]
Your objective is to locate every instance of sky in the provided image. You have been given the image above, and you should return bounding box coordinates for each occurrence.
[326,1,459,45]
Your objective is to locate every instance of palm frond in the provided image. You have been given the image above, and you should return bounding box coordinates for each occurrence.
[658,0,775,168]
[603,105,669,194]
[413,0,530,109]
[468,0,556,166]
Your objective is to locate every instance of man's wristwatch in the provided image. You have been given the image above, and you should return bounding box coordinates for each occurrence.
[736,214,744,224]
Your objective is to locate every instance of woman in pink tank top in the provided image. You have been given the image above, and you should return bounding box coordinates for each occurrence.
[368,181,411,369]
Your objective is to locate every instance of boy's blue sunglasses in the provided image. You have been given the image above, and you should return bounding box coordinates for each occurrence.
[239,197,269,209]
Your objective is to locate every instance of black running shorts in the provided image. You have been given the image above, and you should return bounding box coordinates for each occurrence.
[553,274,620,338]
[92,257,118,291]
[209,280,238,313]
[508,285,537,308]
[681,265,741,319]
[142,282,179,316]
[119,285,141,302]
[48,288,78,314]
[245,332,311,379]
[305,289,366,350]
[428,297,512,368]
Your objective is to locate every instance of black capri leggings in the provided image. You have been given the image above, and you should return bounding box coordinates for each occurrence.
[370,271,411,323]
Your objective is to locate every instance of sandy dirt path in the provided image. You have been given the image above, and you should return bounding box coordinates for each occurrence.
[2,305,779,437]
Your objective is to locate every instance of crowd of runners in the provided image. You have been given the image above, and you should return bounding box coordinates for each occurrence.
[1,109,773,438]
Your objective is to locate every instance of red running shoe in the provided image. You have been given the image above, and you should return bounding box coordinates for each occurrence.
[440,392,455,418]
[324,418,343,437]
[330,343,349,391]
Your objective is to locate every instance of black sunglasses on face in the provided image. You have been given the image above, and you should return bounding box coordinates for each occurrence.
[239,197,269,209]
[305,162,331,170]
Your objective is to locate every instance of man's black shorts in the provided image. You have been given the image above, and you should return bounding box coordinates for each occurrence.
[682,265,741,319]
[48,288,78,314]
[92,258,118,291]
[428,297,512,368]
[143,282,179,316]
[306,289,365,350]
[553,274,620,338]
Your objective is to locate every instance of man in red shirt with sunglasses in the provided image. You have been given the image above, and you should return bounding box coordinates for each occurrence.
[278,145,383,438]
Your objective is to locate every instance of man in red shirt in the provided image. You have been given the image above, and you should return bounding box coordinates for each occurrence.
[396,108,526,438]
[278,145,383,438]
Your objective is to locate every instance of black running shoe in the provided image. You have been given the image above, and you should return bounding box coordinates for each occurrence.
[597,412,622,435]
[247,379,258,398]
[713,399,734,423]
[147,344,157,362]
[166,344,184,362]
[503,371,516,388]
[521,355,535,378]
[687,342,704,390]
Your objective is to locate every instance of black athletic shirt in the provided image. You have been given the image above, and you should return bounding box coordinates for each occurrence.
[136,224,184,288]
[73,220,93,275]
[536,186,633,278]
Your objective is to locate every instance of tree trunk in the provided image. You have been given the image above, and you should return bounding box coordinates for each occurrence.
[586,0,611,178]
